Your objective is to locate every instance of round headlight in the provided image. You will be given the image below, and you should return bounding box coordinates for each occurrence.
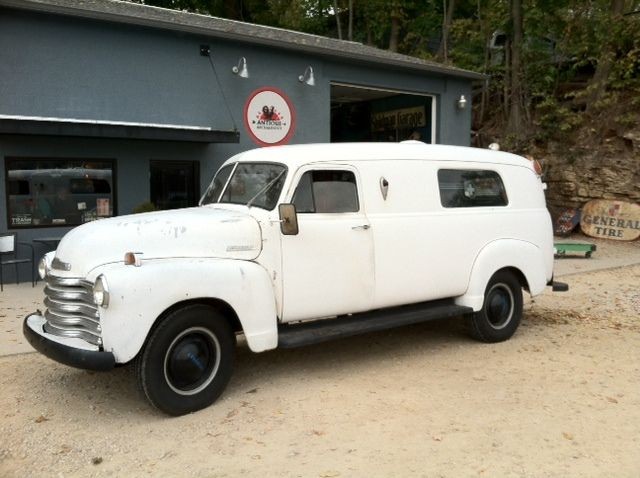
[93,275,110,308]
[38,257,48,280]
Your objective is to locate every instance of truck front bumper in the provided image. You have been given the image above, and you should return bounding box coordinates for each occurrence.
[23,314,115,371]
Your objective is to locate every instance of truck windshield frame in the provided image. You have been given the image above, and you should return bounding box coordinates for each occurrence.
[201,162,287,210]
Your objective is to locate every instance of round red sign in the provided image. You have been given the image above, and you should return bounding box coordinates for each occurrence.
[243,87,296,146]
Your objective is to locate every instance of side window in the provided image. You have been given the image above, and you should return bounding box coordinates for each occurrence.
[438,169,508,208]
[292,170,359,213]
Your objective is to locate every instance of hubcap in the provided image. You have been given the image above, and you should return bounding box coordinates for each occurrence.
[164,327,221,396]
[485,283,514,330]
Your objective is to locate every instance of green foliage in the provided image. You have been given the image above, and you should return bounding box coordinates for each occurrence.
[533,96,583,141]
[132,0,640,144]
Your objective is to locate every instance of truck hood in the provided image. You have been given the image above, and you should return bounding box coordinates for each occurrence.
[54,207,262,277]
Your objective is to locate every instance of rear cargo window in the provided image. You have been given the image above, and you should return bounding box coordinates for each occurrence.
[438,169,508,208]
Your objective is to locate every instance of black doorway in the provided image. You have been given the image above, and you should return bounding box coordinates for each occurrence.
[150,160,200,210]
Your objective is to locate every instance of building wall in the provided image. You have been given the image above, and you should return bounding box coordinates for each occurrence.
[0,7,473,280]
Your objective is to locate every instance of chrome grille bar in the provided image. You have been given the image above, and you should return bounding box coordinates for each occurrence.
[42,275,102,346]
[44,276,94,304]
[44,297,99,318]
[44,309,101,329]
[43,322,101,344]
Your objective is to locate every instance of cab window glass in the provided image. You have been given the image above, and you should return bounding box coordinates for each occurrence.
[201,164,234,204]
[438,169,508,208]
[292,170,359,213]
[201,163,286,210]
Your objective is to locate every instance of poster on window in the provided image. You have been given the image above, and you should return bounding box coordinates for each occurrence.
[11,214,32,226]
[96,198,110,217]
[244,87,296,146]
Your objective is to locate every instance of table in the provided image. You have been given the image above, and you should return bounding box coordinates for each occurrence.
[32,237,63,251]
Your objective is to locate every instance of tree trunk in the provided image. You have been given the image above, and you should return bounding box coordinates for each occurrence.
[334,0,343,40]
[437,0,456,62]
[503,38,511,121]
[507,0,523,139]
[389,8,401,52]
[348,0,354,41]
[587,0,626,110]
[478,0,490,126]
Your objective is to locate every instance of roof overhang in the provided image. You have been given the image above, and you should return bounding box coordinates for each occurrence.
[0,0,487,81]
[0,115,240,143]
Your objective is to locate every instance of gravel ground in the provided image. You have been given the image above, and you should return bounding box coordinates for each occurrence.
[0,237,639,477]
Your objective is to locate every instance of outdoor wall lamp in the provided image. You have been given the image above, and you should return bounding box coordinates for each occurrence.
[298,66,315,86]
[457,94,467,109]
[232,57,249,78]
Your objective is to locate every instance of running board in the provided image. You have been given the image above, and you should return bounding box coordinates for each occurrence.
[277,300,473,349]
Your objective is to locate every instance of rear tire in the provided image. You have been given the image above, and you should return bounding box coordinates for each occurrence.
[136,304,235,415]
[467,270,523,343]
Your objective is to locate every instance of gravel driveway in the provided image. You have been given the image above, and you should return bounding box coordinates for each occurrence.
[1,236,639,477]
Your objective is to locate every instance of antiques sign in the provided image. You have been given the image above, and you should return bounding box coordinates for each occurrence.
[580,199,640,241]
[244,87,295,146]
[371,106,426,132]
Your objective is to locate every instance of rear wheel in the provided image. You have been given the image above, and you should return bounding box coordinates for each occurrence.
[136,304,235,415]
[467,270,523,343]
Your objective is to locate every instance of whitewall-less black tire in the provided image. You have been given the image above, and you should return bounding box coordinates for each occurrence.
[136,304,235,416]
[467,270,523,343]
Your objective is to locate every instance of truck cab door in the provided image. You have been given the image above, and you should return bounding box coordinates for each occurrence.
[280,166,374,322]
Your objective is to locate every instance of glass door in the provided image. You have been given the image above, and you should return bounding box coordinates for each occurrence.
[150,160,200,210]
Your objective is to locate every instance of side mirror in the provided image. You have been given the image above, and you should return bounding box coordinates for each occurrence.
[278,203,299,236]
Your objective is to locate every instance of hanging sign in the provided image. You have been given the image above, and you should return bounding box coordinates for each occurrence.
[580,199,640,241]
[244,87,295,146]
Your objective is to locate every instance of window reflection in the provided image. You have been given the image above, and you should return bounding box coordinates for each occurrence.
[6,159,115,228]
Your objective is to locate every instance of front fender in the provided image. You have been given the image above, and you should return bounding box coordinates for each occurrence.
[454,239,548,311]
[94,258,278,363]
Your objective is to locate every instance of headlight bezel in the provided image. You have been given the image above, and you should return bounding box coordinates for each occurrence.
[93,275,110,308]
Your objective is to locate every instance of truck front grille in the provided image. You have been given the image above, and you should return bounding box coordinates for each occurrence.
[43,276,102,346]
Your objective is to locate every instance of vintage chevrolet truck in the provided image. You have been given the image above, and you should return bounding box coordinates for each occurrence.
[24,141,567,415]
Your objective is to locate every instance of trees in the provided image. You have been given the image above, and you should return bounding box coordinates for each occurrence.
[134,0,639,149]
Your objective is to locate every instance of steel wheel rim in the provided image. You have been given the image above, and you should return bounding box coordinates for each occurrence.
[485,283,514,330]
[163,327,221,396]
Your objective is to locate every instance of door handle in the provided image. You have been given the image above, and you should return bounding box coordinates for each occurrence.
[352,224,370,230]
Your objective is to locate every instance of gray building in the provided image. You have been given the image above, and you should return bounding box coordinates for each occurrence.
[0,0,483,281]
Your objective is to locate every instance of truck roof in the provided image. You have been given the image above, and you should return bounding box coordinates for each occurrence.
[228,142,533,170]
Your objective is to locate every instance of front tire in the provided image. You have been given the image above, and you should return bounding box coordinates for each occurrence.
[136,304,235,415]
[467,270,523,343]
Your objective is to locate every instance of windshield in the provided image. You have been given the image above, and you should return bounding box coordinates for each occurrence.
[201,162,287,210]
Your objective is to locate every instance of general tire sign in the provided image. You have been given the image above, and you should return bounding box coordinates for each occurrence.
[581,199,640,241]
[244,87,295,146]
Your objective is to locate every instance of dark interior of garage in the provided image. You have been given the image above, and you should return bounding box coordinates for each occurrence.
[330,83,434,143]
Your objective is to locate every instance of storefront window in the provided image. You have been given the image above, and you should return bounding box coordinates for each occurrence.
[6,158,115,228]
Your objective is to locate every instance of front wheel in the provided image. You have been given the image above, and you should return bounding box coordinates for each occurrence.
[136,304,235,415]
[467,270,523,343]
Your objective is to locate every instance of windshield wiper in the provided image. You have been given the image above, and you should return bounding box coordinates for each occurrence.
[246,169,286,208]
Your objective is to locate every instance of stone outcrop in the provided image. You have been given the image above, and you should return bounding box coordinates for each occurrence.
[543,128,640,209]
